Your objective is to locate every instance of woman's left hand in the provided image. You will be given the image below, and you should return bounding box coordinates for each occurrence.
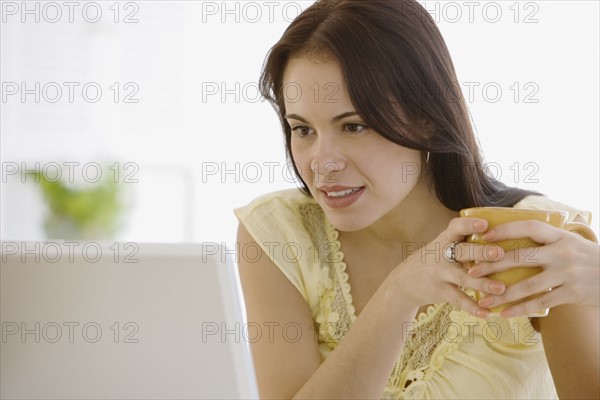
[466,219,600,318]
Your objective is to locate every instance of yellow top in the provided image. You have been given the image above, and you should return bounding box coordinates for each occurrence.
[234,189,592,399]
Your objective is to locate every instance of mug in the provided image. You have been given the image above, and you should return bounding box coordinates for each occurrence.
[460,207,598,317]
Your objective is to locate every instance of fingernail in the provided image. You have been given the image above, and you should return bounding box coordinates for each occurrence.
[476,309,490,318]
[482,230,495,241]
[478,297,493,307]
[474,220,487,230]
[489,282,504,294]
[487,246,500,260]
[468,266,481,276]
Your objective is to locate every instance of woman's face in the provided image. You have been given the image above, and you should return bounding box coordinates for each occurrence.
[283,56,424,232]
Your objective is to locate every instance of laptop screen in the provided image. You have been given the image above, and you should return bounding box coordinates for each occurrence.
[1,241,259,399]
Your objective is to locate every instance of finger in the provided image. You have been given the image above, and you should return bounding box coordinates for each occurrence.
[440,218,491,266]
[453,243,504,264]
[441,217,489,244]
[481,220,565,245]
[443,283,490,318]
[477,270,561,309]
[468,245,548,277]
[443,267,506,297]
[499,287,573,318]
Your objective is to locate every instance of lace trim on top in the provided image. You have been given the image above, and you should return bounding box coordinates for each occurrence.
[299,202,356,347]
[298,201,480,398]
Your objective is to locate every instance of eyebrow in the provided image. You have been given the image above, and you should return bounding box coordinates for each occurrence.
[284,111,359,123]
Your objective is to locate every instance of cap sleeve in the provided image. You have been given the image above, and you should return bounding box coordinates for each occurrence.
[514,195,592,225]
[234,190,313,302]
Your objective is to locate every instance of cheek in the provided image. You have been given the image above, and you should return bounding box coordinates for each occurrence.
[373,149,422,186]
[291,141,314,183]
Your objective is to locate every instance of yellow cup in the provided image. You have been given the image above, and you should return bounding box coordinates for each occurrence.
[460,207,598,317]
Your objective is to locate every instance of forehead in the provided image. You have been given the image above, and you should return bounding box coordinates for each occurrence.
[282,56,352,110]
[283,56,343,85]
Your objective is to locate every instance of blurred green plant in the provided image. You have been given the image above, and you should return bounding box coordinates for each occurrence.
[27,169,124,240]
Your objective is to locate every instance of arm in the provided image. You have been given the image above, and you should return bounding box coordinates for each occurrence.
[237,222,418,399]
[237,218,498,399]
[469,215,600,398]
[237,222,322,398]
[537,215,600,399]
[536,305,600,399]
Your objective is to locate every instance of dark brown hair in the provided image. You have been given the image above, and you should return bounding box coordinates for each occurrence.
[259,0,540,210]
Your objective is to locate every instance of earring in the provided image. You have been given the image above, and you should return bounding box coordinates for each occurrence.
[426,152,430,164]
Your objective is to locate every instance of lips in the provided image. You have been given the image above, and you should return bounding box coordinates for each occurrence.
[318,186,365,209]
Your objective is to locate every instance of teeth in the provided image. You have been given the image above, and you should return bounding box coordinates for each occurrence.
[327,188,361,198]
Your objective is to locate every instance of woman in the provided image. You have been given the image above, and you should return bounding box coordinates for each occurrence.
[234,1,599,398]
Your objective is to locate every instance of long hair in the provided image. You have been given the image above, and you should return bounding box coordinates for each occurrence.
[259,0,540,210]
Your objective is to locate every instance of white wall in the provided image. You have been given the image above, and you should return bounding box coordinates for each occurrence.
[1,1,598,247]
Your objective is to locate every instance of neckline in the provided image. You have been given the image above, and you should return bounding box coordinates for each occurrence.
[322,217,358,322]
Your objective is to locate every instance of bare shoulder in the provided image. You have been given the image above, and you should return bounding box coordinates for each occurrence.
[236,222,321,399]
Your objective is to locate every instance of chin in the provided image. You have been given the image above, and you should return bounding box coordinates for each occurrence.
[323,213,374,233]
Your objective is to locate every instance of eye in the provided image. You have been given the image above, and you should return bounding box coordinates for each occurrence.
[291,125,315,138]
[343,123,368,134]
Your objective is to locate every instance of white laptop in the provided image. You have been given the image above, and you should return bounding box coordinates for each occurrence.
[0,242,259,399]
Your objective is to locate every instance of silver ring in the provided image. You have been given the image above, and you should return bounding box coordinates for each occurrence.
[445,242,460,263]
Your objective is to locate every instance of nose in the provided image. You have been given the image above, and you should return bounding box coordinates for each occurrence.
[310,134,346,179]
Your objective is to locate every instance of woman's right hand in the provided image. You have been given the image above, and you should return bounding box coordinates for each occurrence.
[389,217,507,318]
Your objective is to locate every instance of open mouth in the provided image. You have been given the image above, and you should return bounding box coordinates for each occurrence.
[324,187,363,198]
[319,186,365,209]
